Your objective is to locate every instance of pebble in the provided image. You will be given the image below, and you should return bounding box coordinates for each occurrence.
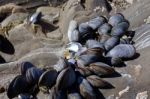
[0,85,5,93]
[136,91,148,99]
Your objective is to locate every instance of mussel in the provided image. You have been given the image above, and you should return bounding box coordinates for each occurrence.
[55,67,76,91]
[98,23,112,35]
[68,92,82,99]
[111,21,130,37]
[86,40,104,50]
[7,75,28,99]
[104,36,120,51]
[108,13,124,27]
[89,62,115,76]
[99,34,111,44]
[88,16,107,30]
[106,44,136,59]
[38,70,58,90]
[20,62,35,75]
[26,67,44,85]
[77,77,96,99]
[67,20,78,42]
[86,75,112,88]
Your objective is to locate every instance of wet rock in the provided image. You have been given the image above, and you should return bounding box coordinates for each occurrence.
[1,13,28,28]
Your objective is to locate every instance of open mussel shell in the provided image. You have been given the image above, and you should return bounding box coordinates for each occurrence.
[53,57,69,72]
[86,40,104,50]
[104,36,120,51]
[86,75,112,89]
[111,21,130,37]
[98,23,112,35]
[38,69,58,89]
[26,67,44,85]
[68,92,82,99]
[30,12,42,24]
[7,75,28,99]
[89,62,115,76]
[88,16,107,30]
[106,44,136,59]
[77,54,101,66]
[55,67,76,91]
[20,62,35,75]
[77,77,96,99]
[108,13,124,27]
[67,20,78,42]
[66,42,83,53]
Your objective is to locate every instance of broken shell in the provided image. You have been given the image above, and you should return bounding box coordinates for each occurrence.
[104,37,120,51]
[77,77,96,99]
[89,62,115,76]
[7,75,28,99]
[88,16,107,30]
[86,75,112,88]
[55,67,76,91]
[26,67,44,85]
[98,23,112,35]
[106,44,136,59]
[111,21,130,37]
[67,20,78,42]
[108,13,124,26]
[66,42,82,53]
[30,12,42,24]
[20,62,35,75]
[53,57,69,72]
[38,69,58,89]
[68,92,82,99]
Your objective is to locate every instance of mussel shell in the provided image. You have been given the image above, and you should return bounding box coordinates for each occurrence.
[26,67,44,85]
[106,44,136,59]
[104,37,120,51]
[78,23,94,41]
[86,40,104,50]
[77,77,96,99]
[18,94,33,99]
[67,20,78,42]
[89,62,115,76]
[30,12,42,24]
[66,42,83,53]
[98,23,112,35]
[69,29,80,42]
[80,48,104,56]
[75,67,93,77]
[88,16,107,30]
[108,13,124,26]
[111,21,129,37]
[7,75,28,99]
[77,54,101,66]
[68,92,82,99]
[55,67,76,91]
[50,88,67,99]
[86,75,111,88]
[53,57,69,72]
[38,69,58,89]
[20,62,35,75]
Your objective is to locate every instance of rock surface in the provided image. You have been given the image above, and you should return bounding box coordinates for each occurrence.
[0,0,149,99]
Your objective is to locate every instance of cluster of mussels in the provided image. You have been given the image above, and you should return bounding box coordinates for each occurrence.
[7,13,137,99]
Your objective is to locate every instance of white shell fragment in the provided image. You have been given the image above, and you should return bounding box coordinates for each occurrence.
[66,42,82,53]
